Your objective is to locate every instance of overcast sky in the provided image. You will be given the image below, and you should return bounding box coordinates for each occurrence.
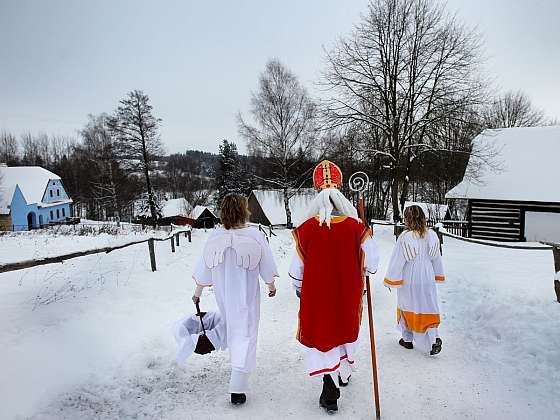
[1,0,559,155]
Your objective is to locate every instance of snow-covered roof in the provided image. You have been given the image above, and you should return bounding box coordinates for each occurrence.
[190,205,217,220]
[403,201,449,221]
[161,198,192,218]
[0,166,62,214]
[446,126,560,203]
[251,189,317,226]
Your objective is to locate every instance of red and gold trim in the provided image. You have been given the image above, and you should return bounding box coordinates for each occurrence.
[397,308,440,333]
[291,230,306,261]
[313,215,348,224]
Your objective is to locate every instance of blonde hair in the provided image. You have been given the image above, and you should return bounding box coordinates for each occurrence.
[219,194,250,230]
[404,205,428,238]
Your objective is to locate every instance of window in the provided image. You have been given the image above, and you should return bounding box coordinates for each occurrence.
[56,209,60,219]
[62,208,66,217]
[57,189,60,196]
[50,210,53,219]
[50,190,53,198]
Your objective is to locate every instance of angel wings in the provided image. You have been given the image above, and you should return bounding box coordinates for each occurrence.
[203,232,263,270]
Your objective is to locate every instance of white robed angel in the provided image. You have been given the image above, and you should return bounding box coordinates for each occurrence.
[190,195,278,401]
[384,206,445,354]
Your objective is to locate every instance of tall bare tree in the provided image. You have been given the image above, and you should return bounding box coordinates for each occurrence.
[108,90,164,224]
[82,114,121,222]
[322,0,487,221]
[483,90,546,128]
[21,132,41,165]
[0,130,19,164]
[238,59,319,228]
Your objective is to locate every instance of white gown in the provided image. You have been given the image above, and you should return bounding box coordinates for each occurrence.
[384,229,445,352]
[288,236,380,378]
[193,226,278,392]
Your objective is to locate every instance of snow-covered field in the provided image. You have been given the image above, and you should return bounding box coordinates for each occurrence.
[0,223,175,264]
[0,226,558,419]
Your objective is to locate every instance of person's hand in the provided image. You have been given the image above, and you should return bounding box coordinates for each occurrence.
[192,295,200,304]
[268,284,277,297]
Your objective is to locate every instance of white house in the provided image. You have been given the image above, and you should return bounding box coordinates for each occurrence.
[0,165,73,231]
[446,126,560,242]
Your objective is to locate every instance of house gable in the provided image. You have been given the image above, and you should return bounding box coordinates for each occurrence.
[42,178,70,204]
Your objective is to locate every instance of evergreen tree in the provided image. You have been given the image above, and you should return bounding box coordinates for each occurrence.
[216,140,247,207]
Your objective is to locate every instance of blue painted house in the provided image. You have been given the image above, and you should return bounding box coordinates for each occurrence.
[0,165,73,231]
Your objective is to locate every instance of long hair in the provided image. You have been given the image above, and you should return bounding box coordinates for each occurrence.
[219,194,250,230]
[404,205,428,238]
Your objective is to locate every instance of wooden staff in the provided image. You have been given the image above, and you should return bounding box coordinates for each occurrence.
[358,196,381,419]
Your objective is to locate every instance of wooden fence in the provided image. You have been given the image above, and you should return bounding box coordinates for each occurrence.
[372,220,560,303]
[0,229,192,275]
[427,220,469,238]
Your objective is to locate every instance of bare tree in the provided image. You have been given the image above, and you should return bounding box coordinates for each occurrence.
[483,90,546,128]
[238,59,319,228]
[108,90,164,225]
[49,135,76,164]
[0,130,18,164]
[21,132,41,165]
[322,0,487,221]
[35,133,51,167]
[82,114,122,223]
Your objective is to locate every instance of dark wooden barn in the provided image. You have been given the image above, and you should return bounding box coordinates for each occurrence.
[446,126,560,242]
[188,205,219,229]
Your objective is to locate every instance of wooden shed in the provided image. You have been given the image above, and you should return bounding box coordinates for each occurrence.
[188,205,219,229]
[446,126,560,242]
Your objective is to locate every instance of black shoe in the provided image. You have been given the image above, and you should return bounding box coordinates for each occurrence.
[320,375,340,413]
[231,393,247,405]
[430,338,442,355]
[338,374,351,387]
[399,338,413,349]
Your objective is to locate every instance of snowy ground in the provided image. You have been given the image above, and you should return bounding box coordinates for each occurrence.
[0,226,558,419]
[0,222,175,264]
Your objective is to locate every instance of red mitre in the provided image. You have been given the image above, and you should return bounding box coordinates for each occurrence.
[313,160,343,191]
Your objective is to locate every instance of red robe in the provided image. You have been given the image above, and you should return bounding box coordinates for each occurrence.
[292,216,370,353]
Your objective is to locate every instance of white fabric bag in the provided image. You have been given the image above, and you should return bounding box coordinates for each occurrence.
[172,311,226,364]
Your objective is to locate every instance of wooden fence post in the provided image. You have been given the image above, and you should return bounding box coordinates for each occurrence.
[170,236,175,253]
[175,233,180,247]
[187,230,192,243]
[553,246,560,303]
[434,225,444,255]
[148,239,157,272]
[394,224,405,240]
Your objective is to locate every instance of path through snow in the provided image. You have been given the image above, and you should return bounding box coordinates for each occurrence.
[0,226,558,419]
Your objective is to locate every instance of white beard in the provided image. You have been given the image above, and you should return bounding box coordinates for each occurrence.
[303,188,360,227]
